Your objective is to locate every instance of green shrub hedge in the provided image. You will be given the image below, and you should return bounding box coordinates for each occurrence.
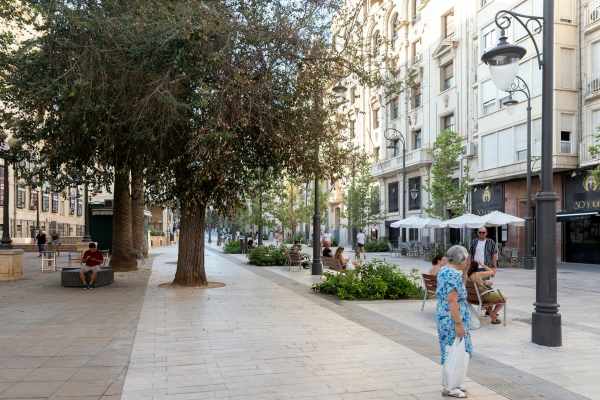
[223,240,242,254]
[364,239,389,252]
[311,259,423,300]
[248,244,287,266]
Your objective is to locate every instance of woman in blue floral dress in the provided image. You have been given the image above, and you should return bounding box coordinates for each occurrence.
[436,245,472,398]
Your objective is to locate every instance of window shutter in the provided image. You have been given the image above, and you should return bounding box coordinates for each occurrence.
[561,114,574,132]
[445,13,454,37]
[497,128,514,166]
[444,63,454,80]
[481,133,497,169]
[515,123,527,152]
[560,48,574,89]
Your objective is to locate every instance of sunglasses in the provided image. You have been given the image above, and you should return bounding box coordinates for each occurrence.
[477,231,486,234]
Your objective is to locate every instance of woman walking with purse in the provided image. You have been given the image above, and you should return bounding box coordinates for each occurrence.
[51,229,61,257]
[436,245,472,398]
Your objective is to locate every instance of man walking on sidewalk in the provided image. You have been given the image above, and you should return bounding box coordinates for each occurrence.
[356,229,366,260]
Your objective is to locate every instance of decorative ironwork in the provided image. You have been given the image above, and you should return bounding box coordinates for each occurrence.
[494,10,544,68]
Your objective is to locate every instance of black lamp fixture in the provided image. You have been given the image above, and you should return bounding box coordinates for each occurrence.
[503,95,518,116]
[409,185,419,200]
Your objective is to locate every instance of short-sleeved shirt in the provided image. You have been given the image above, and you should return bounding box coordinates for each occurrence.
[83,250,103,267]
[356,233,365,244]
[36,234,46,244]
[323,248,333,257]
[323,233,332,243]
[469,238,497,268]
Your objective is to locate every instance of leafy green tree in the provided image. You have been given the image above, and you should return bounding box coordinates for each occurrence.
[423,130,473,220]
[340,162,386,233]
[0,0,410,285]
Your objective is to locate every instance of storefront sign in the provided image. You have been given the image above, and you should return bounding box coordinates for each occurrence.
[471,184,503,216]
[564,173,600,213]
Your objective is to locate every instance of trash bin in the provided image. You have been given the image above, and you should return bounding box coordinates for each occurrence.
[239,237,247,253]
[30,229,36,239]
[170,233,175,242]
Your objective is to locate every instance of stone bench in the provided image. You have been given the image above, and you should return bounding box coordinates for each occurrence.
[61,267,114,287]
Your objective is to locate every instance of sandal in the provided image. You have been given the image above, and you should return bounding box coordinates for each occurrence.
[458,385,468,394]
[491,318,502,324]
[443,388,468,398]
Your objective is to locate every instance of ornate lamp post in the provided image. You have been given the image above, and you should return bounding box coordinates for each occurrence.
[0,138,19,248]
[481,4,560,346]
[502,77,533,271]
[310,80,347,275]
[384,128,406,242]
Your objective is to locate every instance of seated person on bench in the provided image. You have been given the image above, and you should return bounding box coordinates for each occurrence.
[290,240,310,269]
[79,243,104,290]
[322,241,333,257]
[334,246,360,271]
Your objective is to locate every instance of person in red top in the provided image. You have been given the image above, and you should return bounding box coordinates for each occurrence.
[79,243,104,289]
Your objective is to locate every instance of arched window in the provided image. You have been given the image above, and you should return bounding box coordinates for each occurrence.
[391,13,398,45]
[373,31,381,57]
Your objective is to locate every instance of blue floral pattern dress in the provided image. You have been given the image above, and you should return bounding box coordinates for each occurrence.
[436,266,472,364]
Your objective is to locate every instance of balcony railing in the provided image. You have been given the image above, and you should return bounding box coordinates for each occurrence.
[586,71,600,95]
[585,1,600,27]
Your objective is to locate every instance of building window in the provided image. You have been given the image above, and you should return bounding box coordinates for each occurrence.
[17,184,25,208]
[69,187,75,215]
[349,121,355,139]
[444,114,455,132]
[408,177,421,210]
[373,109,379,128]
[388,182,399,212]
[412,40,422,63]
[482,25,496,51]
[561,113,574,154]
[373,31,381,57]
[409,228,418,241]
[414,130,422,149]
[373,147,380,163]
[515,123,527,161]
[370,187,380,213]
[391,14,399,45]
[443,62,454,90]
[411,83,422,109]
[52,192,59,213]
[392,97,399,120]
[482,79,497,115]
[77,186,82,216]
[445,12,455,38]
[392,140,400,157]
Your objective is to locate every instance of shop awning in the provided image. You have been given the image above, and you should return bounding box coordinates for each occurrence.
[92,208,113,216]
[556,212,598,222]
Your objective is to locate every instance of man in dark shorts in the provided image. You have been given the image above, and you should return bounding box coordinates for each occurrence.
[79,243,104,289]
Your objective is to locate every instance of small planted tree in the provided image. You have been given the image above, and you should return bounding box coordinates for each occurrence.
[423,129,473,222]
[340,161,387,237]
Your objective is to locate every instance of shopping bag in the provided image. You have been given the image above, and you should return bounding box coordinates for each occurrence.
[469,304,481,330]
[442,338,470,389]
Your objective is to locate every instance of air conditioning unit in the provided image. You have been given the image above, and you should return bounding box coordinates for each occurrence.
[463,142,476,157]
[104,199,114,208]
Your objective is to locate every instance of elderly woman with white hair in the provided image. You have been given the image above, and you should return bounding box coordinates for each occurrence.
[436,245,472,398]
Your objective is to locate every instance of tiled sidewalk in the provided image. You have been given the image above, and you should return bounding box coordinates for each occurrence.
[0,252,154,399]
[120,243,591,400]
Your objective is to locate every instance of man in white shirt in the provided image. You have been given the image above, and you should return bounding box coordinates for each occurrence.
[469,226,497,282]
[356,229,366,259]
[322,229,333,245]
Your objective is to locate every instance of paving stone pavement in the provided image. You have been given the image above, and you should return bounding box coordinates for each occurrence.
[0,251,154,399]
[119,240,594,400]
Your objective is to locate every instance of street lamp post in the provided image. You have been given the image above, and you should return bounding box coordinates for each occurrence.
[81,183,92,242]
[481,4,561,346]
[0,138,18,248]
[502,77,533,271]
[384,128,406,242]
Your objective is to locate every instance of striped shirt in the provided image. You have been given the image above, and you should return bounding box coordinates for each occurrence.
[469,238,497,268]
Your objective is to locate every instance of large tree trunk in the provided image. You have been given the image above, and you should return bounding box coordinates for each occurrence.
[131,164,147,258]
[110,165,138,271]
[173,202,207,286]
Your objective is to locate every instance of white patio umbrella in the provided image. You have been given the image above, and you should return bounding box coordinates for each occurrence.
[438,213,484,228]
[389,215,421,228]
[410,217,443,229]
[469,211,525,228]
